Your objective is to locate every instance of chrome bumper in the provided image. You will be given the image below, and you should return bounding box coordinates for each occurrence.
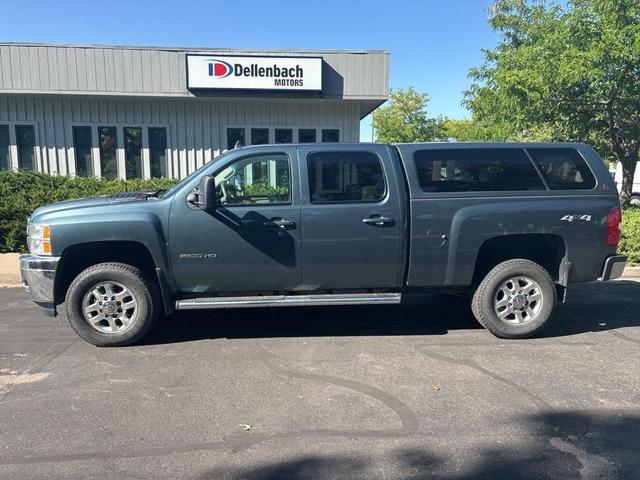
[598,255,627,281]
[20,254,60,315]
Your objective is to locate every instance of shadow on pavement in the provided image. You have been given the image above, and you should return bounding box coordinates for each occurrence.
[196,410,640,480]
[142,281,640,346]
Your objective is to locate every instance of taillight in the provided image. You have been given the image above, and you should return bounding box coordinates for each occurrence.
[606,207,622,247]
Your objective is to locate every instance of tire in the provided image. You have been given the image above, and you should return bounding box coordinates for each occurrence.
[65,262,159,346]
[471,259,556,339]
[630,195,640,206]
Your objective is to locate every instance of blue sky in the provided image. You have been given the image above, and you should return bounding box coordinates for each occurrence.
[2,0,498,141]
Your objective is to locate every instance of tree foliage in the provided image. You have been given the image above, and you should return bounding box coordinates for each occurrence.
[372,87,444,143]
[465,0,640,202]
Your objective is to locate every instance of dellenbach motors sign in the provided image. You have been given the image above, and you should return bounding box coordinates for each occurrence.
[187,55,322,91]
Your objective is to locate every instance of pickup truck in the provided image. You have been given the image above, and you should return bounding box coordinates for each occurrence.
[20,142,626,346]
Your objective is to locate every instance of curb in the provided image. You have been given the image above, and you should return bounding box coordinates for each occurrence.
[0,253,21,287]
[0,252,639,287]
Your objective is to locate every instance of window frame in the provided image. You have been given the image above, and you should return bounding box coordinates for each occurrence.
[212,151,293,207]
[0,122,40,172]
[306,149,389,205]
[148,126,170,179]
[70,123,171,179]
[0,124,11,171]
[71,125,94,177]
[224,125,343,149]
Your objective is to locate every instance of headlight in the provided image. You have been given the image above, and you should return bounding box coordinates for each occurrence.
[27,223,52,255]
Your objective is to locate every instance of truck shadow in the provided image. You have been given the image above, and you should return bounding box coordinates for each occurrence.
[195,410,640,479]
[142,281,640,345]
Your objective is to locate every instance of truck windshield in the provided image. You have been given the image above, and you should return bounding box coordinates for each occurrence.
[158,150,233,198]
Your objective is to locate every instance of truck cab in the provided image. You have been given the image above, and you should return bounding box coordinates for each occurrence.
[20,142,626,346]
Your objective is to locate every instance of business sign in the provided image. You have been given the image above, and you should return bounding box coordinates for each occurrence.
[186,55,322,91]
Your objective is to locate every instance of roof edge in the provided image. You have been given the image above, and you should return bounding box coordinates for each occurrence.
[0,41,389,55]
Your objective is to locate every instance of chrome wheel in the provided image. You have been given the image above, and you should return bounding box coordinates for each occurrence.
[81,281,139,334]
[493,276,543,325]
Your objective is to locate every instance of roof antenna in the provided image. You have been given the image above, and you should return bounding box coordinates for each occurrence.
[234,140,242,149]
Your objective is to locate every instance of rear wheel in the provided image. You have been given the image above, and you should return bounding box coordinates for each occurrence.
[472,259,556,338]
[65,262,158,346]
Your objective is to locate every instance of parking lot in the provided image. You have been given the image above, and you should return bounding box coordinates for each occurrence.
[1,281,639,479]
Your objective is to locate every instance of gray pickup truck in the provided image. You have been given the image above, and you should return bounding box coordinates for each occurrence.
[20,142,625,346]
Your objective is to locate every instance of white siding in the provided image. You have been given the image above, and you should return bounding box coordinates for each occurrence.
[0,95,360,178]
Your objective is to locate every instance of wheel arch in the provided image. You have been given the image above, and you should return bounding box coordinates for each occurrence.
[54,240,173,315]
[471,233,569,288]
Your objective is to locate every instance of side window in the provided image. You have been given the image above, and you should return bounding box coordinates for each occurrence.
[308,151,386,203]
[214,153,290,206]
[227,128,245,150]
[16,125,36,171]
[0,125,10,170]
[72,126,93,176]
[413,148,546,193]
[528,148,596,190]
[98,126,118,179]
[149,127,168,178]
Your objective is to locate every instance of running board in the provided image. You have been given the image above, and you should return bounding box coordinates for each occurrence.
[175,293,402,310]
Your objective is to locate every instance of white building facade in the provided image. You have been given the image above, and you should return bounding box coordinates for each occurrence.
[0,43,389,179]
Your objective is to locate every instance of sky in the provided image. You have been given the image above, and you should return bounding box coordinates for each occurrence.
[1,0,499,141]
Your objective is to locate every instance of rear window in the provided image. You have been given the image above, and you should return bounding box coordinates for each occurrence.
[527,148,596,190]
[413,148,546,193]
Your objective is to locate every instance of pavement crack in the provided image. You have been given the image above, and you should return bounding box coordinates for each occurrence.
[221,346,419,452]
[416,346,553,411]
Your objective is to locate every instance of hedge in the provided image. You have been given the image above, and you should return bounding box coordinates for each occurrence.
[2,171,640,265]
[0,171,177,253]
[620,207,640,265]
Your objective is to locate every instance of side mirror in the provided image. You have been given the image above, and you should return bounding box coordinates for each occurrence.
[187,175,216,211]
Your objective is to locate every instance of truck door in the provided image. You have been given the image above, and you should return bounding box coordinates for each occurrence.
[168,147,302,293]
[298,144,405,290]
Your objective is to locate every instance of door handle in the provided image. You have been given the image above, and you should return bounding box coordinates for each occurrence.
[264,218,296,229]
[362,216,394,226]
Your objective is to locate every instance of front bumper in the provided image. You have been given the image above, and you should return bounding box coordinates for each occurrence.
[19,254,60,316]
[598,255,627,281]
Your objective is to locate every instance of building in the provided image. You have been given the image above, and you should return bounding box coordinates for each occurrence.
[0,43,389,179]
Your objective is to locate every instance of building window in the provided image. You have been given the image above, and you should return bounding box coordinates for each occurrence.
[299,129,316,143]
[227,128,245,150]
[0,125,9,170]
[275,128,293,144]
[214,153,291,205]
[98,126,118,179]
[251,128,269,145]
[149,127,168,178]
[73,126,93,176]
[322,129,339,143]
[124,127,143,179]
[308,151,386,203]
[16,125,36,171]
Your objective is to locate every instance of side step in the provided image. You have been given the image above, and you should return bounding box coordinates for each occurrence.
[175,293,402,310]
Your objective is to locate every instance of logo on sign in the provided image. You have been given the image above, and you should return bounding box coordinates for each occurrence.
[208,60,233,78]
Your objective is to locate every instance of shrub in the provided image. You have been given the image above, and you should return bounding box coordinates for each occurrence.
[620,207,640,265]
[0,171,177,253]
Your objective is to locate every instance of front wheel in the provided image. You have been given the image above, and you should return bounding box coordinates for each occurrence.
[471,259,556,339]
[65,262,159,346]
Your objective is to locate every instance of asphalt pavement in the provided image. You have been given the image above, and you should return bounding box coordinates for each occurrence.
[1,281,639,479]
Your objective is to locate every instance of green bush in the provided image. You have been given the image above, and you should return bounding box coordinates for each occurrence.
[620,207,640,265]
[0,171,177,253]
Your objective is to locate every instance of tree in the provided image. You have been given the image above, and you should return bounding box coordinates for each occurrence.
[465,0,640,203]
[372,87,444,143]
